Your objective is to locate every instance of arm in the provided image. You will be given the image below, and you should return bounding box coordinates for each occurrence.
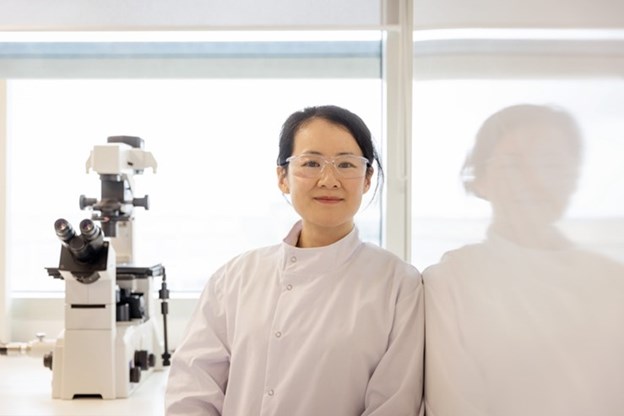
[165,270,230,416]
[362,274,425,416]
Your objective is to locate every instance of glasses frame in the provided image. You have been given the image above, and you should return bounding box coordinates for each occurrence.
[284,154,371,179]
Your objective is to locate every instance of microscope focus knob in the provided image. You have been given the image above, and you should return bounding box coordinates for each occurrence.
[133,195,149,210]
[79,195,98,210]
[134,350,149,370]
[129,366,142,383]
[43,352,53,370]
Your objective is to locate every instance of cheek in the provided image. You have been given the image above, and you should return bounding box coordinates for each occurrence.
[287,177,314,196]
[346,180,368,198]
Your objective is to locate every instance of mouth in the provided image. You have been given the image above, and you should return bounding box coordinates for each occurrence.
[314,196,344,204]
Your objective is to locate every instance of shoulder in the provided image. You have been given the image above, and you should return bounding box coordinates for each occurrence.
[423,243,483,281]
[436,242,485,263]
[207,243,281,288]
[360,241,420,270]
[224,244,280,270]
[357,242,422,291]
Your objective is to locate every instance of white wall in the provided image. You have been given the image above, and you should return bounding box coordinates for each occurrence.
[413,0,624,29]
[0,0,382,29]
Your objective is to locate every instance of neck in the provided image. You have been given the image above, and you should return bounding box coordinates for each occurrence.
[489,217,571,250]
[297,222,354,248]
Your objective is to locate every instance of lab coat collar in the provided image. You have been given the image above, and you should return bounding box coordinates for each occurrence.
[280,220,362,275]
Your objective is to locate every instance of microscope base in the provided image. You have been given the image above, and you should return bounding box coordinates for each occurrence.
[51,318,162,400]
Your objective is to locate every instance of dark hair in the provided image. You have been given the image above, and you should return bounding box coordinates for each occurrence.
[277,105,384,194]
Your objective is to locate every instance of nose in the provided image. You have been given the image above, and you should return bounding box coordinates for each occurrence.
[317,162,341,187]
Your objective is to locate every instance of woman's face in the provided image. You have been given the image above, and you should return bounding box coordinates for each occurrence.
[480,124,579,225]
[277,117,372,243]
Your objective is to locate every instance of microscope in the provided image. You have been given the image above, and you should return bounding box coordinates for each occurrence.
[44,136,170,399]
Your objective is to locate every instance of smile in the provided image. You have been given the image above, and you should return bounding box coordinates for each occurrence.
[314,196,343,204]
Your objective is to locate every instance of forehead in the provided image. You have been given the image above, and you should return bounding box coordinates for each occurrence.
[293,118,362,155]
[494,123,579,160]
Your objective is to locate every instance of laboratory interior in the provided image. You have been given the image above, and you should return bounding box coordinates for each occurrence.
[1,0,623,415]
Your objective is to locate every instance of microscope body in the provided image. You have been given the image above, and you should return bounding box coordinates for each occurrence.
[51,234,118,399]
[47,136,167,400]
[81,135,157,263]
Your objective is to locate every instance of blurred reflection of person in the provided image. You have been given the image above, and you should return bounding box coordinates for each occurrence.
[423,104,624,416]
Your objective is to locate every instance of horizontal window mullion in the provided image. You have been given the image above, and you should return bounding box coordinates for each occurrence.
[0,57,381,78]
[0,41,381,59]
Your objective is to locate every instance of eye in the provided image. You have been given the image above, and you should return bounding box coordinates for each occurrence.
[336,156,363,169]
[337,160,357,169]
[300,157,322,168]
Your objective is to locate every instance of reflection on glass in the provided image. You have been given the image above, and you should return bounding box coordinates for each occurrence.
[424,104,624,416]
[461,104,582,249]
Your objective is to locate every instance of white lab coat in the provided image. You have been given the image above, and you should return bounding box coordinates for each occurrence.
[166,221,424,416]
[424,231,624,416]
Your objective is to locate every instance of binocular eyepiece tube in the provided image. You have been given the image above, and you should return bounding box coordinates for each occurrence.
[79,218,100,241]
[54,218,76,244]
[54,218,105,262]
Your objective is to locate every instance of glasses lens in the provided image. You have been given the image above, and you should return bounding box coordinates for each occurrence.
[289,155,324,178]
[333,155,367,178]
[289,155,367,179]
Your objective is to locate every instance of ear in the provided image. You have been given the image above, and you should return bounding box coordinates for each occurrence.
[363,169,373,193]
[467,175,489,200]
[277,166,290,194]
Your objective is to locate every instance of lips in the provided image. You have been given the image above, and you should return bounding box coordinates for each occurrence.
[314,196,343,203]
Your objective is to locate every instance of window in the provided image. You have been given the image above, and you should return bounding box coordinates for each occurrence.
[410,30,624,270]
[4,32,384,293]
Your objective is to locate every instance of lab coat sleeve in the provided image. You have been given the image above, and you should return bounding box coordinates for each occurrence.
[165,269,230,416]
[362,273,425,416]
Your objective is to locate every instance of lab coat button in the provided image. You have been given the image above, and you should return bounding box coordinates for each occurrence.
[286,284,293,291]
[267,389,274,396]
[290,256,297,263]
[275,331,282,338]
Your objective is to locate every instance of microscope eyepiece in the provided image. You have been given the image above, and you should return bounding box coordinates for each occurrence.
[79,219,98,240]
[54,218,105,263]
[79,218,104,253]
[54,218,75,244]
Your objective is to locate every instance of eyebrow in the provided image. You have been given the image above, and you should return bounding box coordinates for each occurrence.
[300,150,359,157]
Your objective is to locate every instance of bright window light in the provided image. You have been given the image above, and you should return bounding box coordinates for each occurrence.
[5,35,383,293]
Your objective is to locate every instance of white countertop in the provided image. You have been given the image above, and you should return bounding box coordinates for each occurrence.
[0,355,168,416]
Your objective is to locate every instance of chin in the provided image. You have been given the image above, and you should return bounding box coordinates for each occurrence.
[306,216,354,230]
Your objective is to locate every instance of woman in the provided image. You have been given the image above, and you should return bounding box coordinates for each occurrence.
[165,105,424,415]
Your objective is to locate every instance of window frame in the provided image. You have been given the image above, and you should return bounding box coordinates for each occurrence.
[0,29,413,345]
